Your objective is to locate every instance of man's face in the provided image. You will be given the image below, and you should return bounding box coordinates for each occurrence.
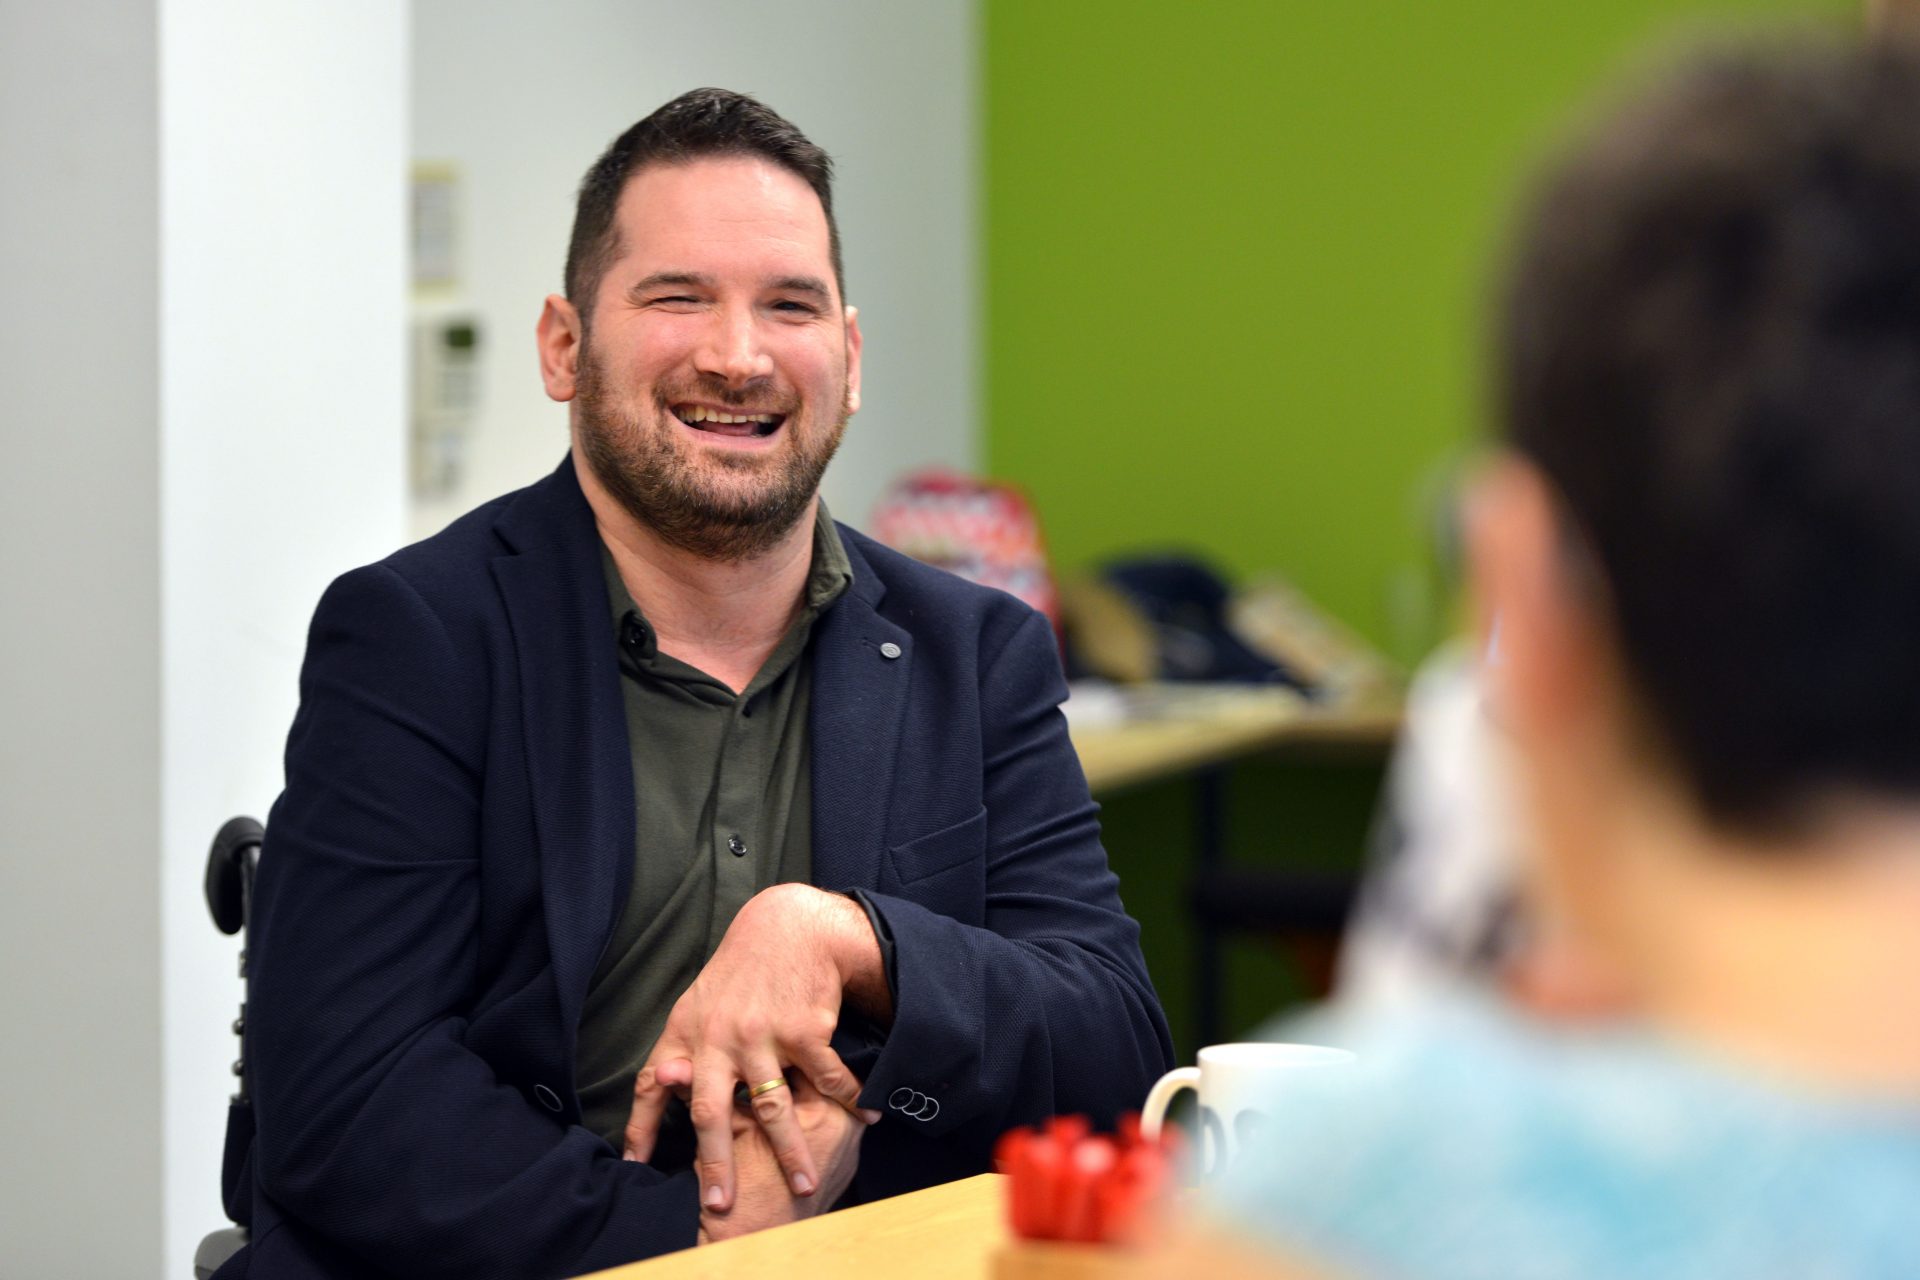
[557,156,862,561]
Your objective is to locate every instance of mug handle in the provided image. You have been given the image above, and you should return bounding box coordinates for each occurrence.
[1139,1066,1200,1142]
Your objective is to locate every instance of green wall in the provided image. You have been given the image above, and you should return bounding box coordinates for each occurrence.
[984,0,1854,661]
[984,0,1854,1054]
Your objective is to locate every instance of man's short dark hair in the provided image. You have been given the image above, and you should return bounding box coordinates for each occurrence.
[564,87,843,317]
[1500,38,1920,835]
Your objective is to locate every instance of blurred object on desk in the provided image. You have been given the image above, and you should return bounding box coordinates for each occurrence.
[1231,574,1400,708]
[996,1113,1174,1248]
[1060,557,1306,689]
[1060,556,1398,709]
[870,468,1061,634]
[1063,680,1307,731]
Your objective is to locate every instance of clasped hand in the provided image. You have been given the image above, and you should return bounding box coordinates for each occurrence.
[692,1073,863,1243]
[623,883,889,1228]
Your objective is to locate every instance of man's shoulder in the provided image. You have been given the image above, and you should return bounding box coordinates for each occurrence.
[380,489,517,581]
[344,465,576,613]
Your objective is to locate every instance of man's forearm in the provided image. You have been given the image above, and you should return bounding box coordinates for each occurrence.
[850,888,1173,1141]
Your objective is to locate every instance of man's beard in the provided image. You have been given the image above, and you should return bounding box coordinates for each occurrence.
[574,341,849,563]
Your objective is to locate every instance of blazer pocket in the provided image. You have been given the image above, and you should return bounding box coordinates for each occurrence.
[886,807,988,885]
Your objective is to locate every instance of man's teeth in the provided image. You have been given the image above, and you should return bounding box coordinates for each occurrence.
[676,406,781,425]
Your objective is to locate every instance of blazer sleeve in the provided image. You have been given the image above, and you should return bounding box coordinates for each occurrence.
[852,607,1175,1145]
[247,563,698,1279]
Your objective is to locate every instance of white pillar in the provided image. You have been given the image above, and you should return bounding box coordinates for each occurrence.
[0,2,406,1272]
[160,1,408,1270]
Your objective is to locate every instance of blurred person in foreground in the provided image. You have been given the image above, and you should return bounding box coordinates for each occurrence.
[1193,36,1920,1279]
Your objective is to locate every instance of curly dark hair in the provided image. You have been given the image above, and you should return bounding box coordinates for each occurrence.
[1500,38,1920,835]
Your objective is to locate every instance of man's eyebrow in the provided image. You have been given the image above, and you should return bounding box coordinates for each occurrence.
[628,271,715,295]
[768,275,831,299]
[625,272,831,300]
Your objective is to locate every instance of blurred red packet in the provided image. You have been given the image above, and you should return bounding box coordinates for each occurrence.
[994,1113,1176,1248]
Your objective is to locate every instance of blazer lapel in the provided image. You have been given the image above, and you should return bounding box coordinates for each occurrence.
[810,529,914,894]
[490,459,634,1039]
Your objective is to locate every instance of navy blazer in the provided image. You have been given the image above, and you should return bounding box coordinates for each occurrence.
[227,459,1172,1279]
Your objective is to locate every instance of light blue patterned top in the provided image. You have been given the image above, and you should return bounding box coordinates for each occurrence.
[1206,992,1920,1279]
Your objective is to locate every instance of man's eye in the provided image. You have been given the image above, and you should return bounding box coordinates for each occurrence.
[772,300,819,314]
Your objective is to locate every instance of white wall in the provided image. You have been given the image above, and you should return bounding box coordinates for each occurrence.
[159,2,408,1272]
[410,0,979,539]
[0,4,163,1275]
[0,3,407,1275]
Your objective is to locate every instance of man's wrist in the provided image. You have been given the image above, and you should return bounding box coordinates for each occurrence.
[842,888,898,1021]
[743,883,894,1024]
[825,890,893,1026]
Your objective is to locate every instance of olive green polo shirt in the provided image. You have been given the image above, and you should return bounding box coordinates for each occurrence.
[573,510,853,1153]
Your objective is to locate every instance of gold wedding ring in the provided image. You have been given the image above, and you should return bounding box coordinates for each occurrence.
[747,1077,789,1100]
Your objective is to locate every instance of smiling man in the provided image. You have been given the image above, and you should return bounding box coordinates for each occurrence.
[219,90,1170,1279]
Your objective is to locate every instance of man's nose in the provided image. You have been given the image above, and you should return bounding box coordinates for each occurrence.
[693,306,774,386]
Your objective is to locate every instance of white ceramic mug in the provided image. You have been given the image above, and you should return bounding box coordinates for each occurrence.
[1140,1042,1355,1180]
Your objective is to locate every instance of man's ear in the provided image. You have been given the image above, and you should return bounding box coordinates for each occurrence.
[537,294,583,402]
[1470,455,1638,990]
[1466,455,1609,746]
[843,305,863,416]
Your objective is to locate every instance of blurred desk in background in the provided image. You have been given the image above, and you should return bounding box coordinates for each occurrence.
[1067,683,1400,796]
[1066,684,1402,1044]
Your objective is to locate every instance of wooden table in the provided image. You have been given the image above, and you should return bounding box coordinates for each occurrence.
[1067,685,1401,797]
[576,1173,1315,1280]
[580,1174,1010,1279]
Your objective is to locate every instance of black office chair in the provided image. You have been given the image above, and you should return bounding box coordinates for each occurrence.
[194,816,263,1280]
